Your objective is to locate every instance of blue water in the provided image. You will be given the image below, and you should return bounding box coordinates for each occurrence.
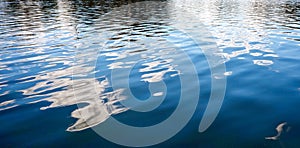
[1,0,300,147]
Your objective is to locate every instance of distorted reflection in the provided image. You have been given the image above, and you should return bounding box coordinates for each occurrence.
[265,122,291,140]
[0,0,300,136]
[171,0,300,67]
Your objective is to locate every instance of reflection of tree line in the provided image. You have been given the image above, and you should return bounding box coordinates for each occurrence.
[3,0,299,13]
[3,0,298,28]
[282,1,300,13]
[2,0,168,29]
[251,1,299,16]
[225,0,300,30]
[4,0,154,11]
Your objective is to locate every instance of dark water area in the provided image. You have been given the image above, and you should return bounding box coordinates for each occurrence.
[1,0,300,147]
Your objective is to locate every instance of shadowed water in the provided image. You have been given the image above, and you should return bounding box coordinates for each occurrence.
[0,0,300,147]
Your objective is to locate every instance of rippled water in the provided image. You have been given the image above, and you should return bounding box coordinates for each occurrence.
[1,0,300,147]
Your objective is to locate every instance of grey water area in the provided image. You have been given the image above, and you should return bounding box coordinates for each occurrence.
[0,0,300,147]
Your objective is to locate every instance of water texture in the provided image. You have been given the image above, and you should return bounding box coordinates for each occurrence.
[0,0,300,147]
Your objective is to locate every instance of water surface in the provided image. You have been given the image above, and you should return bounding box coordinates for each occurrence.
[0,0,300,147]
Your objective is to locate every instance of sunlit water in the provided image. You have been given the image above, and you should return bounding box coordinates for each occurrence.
[1,0,300,147]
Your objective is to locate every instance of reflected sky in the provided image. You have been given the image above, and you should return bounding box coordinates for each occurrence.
[0,0,299,123]
[0,0,300,146]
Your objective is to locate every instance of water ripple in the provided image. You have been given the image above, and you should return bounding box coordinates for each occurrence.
[1,0,300,146]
